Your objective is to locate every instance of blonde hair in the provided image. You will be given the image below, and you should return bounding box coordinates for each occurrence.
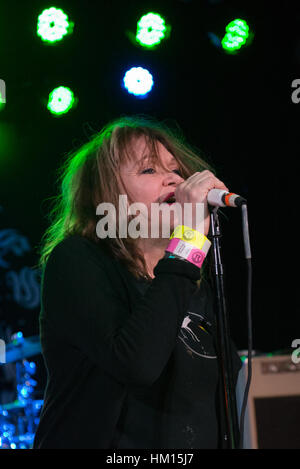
[36,114,213,280]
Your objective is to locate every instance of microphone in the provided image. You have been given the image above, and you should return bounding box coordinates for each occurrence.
[207,189,247,208]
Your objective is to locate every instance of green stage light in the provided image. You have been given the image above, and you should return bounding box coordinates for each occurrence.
[37,7,73,44]
[136,12,168,48]
[222,19,250,53]
[47,86,75,116]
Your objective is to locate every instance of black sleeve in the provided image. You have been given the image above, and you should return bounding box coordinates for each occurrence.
[40,237,201,387]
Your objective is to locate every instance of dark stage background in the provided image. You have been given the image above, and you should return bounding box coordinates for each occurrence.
[0,0,295,399]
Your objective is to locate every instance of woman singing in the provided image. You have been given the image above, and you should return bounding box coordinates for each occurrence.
[33,115,242,449]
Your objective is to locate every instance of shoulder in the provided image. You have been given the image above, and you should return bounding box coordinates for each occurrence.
[41,234,131,297]
[45,234,116,274]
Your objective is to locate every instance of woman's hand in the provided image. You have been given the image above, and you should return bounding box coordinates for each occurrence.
[174,170,229,236]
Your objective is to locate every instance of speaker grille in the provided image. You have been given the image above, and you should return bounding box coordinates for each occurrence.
[254,395,300,449]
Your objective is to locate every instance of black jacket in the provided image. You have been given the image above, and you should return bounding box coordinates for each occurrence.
[33,234,241,449]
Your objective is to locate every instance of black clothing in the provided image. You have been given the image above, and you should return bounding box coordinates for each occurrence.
[33,234,241,449]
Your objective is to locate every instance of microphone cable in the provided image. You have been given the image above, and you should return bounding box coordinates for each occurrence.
[238,204,253,449]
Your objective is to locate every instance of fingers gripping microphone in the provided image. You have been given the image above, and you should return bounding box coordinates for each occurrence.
[207,189,247,208]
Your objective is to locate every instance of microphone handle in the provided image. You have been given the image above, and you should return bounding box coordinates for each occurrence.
[207,189,247,208]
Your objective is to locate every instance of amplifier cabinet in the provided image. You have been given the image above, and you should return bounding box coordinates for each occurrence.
[236,354,300,449]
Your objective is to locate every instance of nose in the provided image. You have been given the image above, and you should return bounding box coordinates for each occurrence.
[162,171,183,187]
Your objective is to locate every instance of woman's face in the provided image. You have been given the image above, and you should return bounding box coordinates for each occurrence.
[118,135,185,238]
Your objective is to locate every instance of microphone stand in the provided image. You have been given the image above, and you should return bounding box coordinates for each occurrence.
[209,207,240,449]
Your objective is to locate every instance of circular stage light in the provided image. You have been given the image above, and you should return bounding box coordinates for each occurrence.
[136,12,167,48]
[47,86,75,116]
[37,7,72,44]
[123,67,154,97]
[222,19,250,53]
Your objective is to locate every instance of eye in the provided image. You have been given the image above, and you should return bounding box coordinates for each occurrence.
[141,168,155,174]
[141,167,182,176]
[173,169,182,176]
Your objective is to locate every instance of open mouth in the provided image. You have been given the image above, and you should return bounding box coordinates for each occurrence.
[161,192,176,204]
[164,196,176,205]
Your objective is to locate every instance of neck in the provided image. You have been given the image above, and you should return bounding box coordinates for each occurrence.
[137,236,169,279]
